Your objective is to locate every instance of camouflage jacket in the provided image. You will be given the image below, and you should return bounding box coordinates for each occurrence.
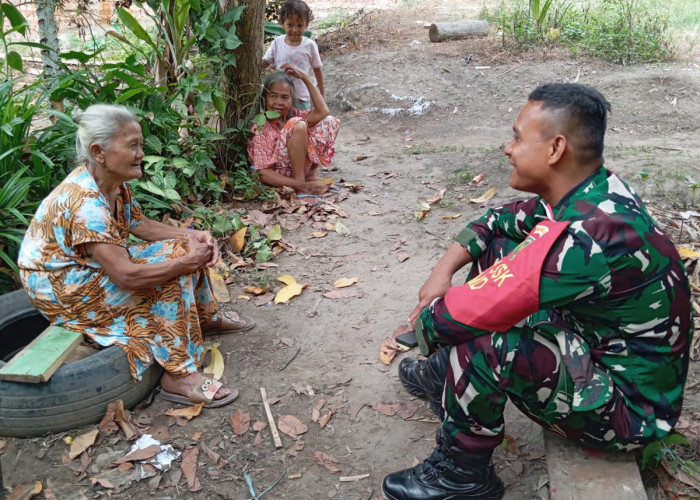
[420,167,693,441]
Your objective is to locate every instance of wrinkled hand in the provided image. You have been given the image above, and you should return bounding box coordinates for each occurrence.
[281,63,305,80]
[190,230,220,268]
[407,272,453,323]
[185,233,213,269]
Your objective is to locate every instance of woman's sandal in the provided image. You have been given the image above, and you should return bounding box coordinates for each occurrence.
[160,375,239,408]
[202,311,255,337]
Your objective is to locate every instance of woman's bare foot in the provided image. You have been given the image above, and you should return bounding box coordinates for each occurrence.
[160,371,234,401]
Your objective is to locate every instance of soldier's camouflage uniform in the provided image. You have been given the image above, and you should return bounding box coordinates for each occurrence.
[416,167,693,452]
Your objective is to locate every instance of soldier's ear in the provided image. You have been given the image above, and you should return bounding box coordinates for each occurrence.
[548,135,567,165]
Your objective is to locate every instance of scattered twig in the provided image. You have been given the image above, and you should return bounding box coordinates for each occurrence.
[260,388,283,449]
[497,62,523,76]
[279,346,301,372]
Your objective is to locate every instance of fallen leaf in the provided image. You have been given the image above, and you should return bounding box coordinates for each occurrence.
[340,473,370,481]
[333,277,359,288]
[231,227,247,253]
[202,344,224,380]
[112,444,162,465]
[311,398,325,423]
[6,480,42,499]
[274,274,307,304]
[244,284,269,295]
[181,446,202,492]
[313,450,341,473]
[309,231,328,239]
[470,173,486,185]
[286,440,305,458]
[200,441,228,468]
[399,401,421,420]
[280,337,295,347]
[372,402,402,416]
[469,186,497,204]
[322,289,362,299]
[98,403,120,437]
[397,252,410,262]
[319,409,335,429]
[323,177,335,186]
[112,400,138,441]
[253,421,267,431]
[503,434,520,455]
[414,201,431,220]
[278,414,308,439]
[164,404,203,420]
[267,223,282,241]
[208,269,230,304]
[347,402,367,422]
[427,188,447,205]
[69,429,99,460]
[237,294,251,300]
[230,410,251,436]
[442,213,463,220]
[678,246,700,259]
[353,155,368,162]
[255,293,273,307]
[335,221,351,236]
[379,337,400,365]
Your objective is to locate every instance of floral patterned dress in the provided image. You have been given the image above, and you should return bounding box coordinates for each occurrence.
[247,109,340,178]
[18,165,219,381]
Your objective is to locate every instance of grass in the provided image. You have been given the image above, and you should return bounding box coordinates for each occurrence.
[316,8,355,29]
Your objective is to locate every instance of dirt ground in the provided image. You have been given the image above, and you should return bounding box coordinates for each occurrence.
[2,1,700,499]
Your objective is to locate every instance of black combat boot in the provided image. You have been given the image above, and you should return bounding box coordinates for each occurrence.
[382,430,504,500]
[398,347,450,417]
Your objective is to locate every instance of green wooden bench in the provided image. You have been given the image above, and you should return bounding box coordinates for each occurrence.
[0,326,82,383]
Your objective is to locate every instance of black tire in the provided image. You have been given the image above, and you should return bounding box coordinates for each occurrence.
[0,289,162,437]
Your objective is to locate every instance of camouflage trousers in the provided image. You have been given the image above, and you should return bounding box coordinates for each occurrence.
[441,237,643,453]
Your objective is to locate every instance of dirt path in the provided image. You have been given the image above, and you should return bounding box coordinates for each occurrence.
[2,1,699,499]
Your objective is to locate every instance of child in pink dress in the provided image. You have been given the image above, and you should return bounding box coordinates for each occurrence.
[248,65,340,195]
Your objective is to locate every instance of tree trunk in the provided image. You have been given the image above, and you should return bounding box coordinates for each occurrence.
[34,0,60,79]
[428,21,489,42]
[219,0,264,164]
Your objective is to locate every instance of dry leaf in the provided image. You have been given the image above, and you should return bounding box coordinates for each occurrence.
[335,221,351,236]
[6,480,42,500]
[286,440,305,458]
[678,246,700,259]
[380,337,400,365]
[231,227,247,253]
[333,277,359,288]
[503,434,520,455]
[274,274,307,304]
[280,337,295,347]
[469,186,497,204]
[442,213,463,220]
[181,446,202,492]
[253,421,267,431]
[69,429,99,460]
[244,284,269,295]
[353,155,368,161]
[278,414,308,439]
[427,188,447,205]
[313,450,341,473]
[323,289,362,299]
[372,402,402,416]
[267,224,282,241]
[397,252,410,262]
[311,398,325,423]
[200,441,228,468]
[230,410,251,436]
[470,173,486,185]
[164,403,203,420]
[309,231,328,239]
[112,444,162,465]
[208,269,230,304]
[414,201,431,220]
[202,344,224,380]
[112,400,138,441]
[319,409,335,429]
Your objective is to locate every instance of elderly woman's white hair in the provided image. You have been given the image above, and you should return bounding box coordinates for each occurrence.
[72,104,139,164]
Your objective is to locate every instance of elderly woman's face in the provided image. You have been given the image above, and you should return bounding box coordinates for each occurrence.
[99,121,144,182]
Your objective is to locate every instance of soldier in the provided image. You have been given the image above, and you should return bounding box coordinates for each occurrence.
[382,83,693,500]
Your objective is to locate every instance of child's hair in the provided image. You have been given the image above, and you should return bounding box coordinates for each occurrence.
[262,72,297,116]
[279,0,313,24]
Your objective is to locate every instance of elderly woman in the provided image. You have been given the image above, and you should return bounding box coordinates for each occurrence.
[247,64,340,195]
[17,104,254,408]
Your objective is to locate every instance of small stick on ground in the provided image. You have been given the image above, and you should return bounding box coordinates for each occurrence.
[280,346,301,372]
[260,387,283,449]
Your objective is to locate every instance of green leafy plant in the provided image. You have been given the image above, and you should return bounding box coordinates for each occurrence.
[0,1,53,77]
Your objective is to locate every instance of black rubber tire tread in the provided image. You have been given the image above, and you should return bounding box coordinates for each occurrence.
[0,289,162,437]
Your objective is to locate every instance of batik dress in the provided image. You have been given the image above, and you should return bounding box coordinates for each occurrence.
[18,165,219,381]
[247,109,340,178]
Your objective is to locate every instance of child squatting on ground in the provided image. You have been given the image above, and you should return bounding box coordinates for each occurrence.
[262,0,324,110]
[247,65,340,195]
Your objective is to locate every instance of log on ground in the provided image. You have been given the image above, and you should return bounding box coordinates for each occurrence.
[429,20,489,42]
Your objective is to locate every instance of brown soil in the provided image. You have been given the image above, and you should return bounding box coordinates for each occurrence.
[2,1,700,499]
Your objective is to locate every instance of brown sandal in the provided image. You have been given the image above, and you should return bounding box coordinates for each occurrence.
[202,311,255,337]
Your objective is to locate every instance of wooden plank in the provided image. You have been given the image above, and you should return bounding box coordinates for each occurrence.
[260,387,283,449]
[544,431,647,500]
[0,326,82,383]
